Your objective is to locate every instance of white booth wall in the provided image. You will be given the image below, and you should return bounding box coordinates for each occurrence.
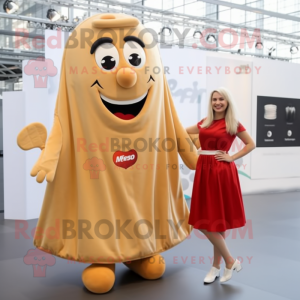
[3,30,300,220]
[250,57,300,182]
[3,30,66,220]
[159,46,207,198]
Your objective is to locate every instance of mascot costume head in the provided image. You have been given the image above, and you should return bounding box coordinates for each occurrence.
[17,13,198,294]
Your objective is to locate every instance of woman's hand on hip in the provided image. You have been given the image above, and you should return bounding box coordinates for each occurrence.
[214,151,233,162]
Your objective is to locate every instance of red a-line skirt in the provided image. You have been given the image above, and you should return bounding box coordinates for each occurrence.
[188,155,246,232]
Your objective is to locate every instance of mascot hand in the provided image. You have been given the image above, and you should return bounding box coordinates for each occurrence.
[17,117,62,183]
[30,149,57,183]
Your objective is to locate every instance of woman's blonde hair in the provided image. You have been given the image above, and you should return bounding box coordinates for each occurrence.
[201,87,240,135]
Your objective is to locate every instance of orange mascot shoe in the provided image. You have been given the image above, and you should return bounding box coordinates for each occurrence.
[82,264,115,294]
[123,255,166,280]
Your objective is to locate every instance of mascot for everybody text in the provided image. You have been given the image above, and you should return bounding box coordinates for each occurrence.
[17,13,198,293]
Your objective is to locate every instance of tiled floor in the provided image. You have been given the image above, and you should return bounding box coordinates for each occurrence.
[1,191,299,300]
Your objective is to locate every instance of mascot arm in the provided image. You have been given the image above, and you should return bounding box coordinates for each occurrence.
[17,115,62,183]
[188,133,200,149]
[173,115,199,170]
[164,76,198,170]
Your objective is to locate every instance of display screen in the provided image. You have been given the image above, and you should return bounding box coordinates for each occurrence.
[256,96,300,147]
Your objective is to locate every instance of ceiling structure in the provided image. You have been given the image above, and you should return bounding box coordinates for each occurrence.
[0,0,300,82]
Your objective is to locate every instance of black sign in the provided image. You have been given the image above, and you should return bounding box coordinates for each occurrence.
[256,96,300,147]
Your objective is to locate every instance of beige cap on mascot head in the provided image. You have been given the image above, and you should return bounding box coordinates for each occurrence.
[17,12,199,293]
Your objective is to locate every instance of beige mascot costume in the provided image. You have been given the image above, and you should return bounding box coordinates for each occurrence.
[17,13,198,293]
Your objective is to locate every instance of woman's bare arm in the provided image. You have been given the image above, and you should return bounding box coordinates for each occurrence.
[231,131,256,161]
[186,124,199,134]
[215,131,256,162]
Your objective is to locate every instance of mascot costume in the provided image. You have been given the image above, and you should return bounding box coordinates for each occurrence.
[17,13,198,294]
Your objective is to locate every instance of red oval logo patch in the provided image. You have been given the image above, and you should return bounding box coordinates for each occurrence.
[113,149,138,169]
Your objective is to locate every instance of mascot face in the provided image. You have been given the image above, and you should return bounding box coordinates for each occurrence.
[67,13,160,121]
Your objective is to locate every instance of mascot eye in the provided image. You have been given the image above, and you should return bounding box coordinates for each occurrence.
[123,41,145,68]
[95,43,119,71]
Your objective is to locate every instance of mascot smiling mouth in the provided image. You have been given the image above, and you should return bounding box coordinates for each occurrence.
[100,91,148,120]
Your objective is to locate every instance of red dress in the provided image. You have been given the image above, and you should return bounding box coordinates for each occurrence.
[188,118,247,232]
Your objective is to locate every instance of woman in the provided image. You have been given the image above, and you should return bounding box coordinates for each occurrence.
[186,87,255,284]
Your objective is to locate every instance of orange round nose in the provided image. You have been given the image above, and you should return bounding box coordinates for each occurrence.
[116,67,137,88]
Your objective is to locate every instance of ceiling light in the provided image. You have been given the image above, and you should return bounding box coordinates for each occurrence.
[47,9,61,22]
[268,46,276,56]
[206,34,216,44]
[255,41,263,50]
[290,45,298,54]
[3,0,18,14]
[60,15,69,22]
[193,30,203,39]
[160,26,172,36]
[73,16,80,23]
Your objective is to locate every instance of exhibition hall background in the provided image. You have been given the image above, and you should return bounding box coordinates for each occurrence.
[3,30,300,220]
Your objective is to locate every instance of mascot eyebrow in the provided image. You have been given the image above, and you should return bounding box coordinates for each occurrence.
[123,36,145,48]
[90,36,145,54]
[90,37,113,54]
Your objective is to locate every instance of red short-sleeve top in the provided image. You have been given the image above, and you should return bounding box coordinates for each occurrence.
[197,118,246,151]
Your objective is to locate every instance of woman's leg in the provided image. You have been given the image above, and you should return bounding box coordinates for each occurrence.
[199,229,235,269]
[212,231,225,269]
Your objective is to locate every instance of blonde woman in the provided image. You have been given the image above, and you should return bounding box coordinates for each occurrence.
[186,87,255,284]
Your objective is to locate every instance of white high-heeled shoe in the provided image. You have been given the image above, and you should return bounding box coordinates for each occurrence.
[204,266,221,283]
[220,259,242,283]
